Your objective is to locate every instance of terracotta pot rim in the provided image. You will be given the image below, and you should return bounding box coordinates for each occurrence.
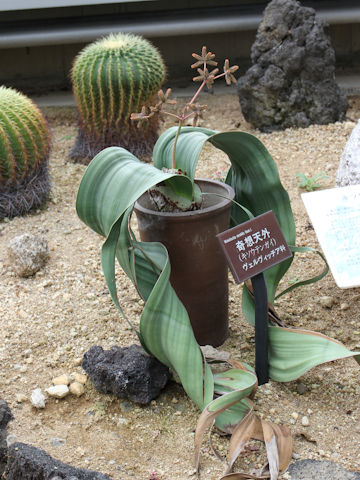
[134,178,235,219]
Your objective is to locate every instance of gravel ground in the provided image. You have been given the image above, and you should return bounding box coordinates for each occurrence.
[0,92,359,479]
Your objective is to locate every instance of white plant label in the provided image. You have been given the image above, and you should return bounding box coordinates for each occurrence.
[302,184,360,288]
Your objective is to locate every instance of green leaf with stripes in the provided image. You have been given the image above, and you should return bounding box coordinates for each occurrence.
[76,145,215,411]
[268,326,360,382]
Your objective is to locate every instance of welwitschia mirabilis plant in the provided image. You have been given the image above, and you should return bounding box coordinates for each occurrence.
[77,127,359,477]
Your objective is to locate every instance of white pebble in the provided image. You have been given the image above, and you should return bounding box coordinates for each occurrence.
[31,388,46,408]
[46,385,69,399]
[301,415,310,426]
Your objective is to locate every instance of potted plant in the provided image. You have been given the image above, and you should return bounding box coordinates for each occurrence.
[76,46,359,478]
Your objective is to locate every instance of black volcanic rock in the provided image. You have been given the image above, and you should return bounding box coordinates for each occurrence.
[82,344,171,404]
[0,400,13,476]
[4,442,110,479]
[237,0,348,131]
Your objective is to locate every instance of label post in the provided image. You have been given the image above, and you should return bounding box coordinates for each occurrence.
[217,210,292,385]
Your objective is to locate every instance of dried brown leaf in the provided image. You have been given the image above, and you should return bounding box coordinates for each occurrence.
[271,423,293,472]
[217,416,292,480]
[195,397,252,474]
[209,422,226,462]
[262,421,279,480]
[226,410,256,473]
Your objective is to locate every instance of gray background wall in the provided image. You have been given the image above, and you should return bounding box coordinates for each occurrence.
[1,0,360,93]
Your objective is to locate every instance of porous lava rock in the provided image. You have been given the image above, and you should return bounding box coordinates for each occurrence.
[82,344,171,404]
[237,0,348,131]
[4,442,110,479]
[0,400,13,476]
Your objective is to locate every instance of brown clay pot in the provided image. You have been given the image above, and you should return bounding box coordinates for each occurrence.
[134,178,235,347]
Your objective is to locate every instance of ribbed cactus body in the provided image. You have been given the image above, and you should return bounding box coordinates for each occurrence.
[0,86,51,218]
[70,33,166,163]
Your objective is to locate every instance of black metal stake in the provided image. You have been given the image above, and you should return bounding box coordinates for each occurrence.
[251,272,269,385]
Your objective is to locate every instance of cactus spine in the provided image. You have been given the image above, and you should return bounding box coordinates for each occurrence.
[0,86,51,218]
[70,33,166,163]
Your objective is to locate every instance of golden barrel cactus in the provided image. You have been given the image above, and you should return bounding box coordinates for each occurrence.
[0,86,51,218]
[70,33,166,163]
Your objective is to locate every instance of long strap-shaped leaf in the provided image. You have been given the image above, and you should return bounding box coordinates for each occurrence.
[268,326,360,382]
[137,239,215,408]
[76,146,191,236]
[274,245,329,299]
[153,125,216,180]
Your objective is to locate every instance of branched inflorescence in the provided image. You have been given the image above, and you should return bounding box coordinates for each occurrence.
[0,86,51,219]
[131,46,238,168]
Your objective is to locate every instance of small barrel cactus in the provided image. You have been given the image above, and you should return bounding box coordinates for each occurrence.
[70,33,166,163]
[0,86,51,219]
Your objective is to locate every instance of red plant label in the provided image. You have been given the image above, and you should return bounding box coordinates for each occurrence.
[217,210,292,283]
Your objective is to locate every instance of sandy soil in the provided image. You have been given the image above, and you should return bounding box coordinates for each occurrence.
[0,92,359,479]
